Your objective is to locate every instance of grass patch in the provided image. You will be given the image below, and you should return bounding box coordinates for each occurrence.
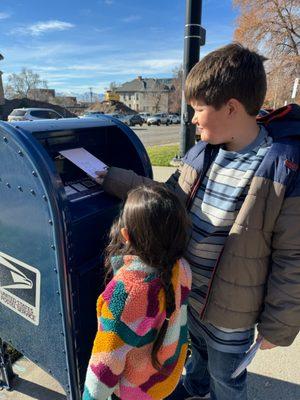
[147,144,179,166]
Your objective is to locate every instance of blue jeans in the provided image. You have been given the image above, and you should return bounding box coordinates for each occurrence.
[183,331,248,400]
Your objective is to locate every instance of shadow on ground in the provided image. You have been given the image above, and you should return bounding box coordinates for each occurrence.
[0,370,299,400]
[248,372,300,400]
[0,377,66,400]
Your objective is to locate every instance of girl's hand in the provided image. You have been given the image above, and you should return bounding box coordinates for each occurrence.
[257,334,277,350]
[95,170,108,185]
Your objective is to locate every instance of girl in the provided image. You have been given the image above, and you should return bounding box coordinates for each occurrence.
[83,185,192,400]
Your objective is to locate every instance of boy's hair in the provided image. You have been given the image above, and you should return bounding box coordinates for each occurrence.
[185,42,267,116]
[105,185,189,370]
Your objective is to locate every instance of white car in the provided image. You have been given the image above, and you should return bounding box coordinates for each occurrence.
[168,114,180,124]
[8,108,63,122]
[80,111,105,118]
[147,113,169,126]
[139,112,151,123]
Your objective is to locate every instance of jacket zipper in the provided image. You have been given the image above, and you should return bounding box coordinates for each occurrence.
[200,247,224,319]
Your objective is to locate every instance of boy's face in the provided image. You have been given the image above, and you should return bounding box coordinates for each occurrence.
[191,100,233,145]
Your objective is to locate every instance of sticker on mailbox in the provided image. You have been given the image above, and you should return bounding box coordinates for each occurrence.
[0,252,41,326]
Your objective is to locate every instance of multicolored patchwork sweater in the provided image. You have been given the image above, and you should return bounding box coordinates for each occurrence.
[83,255,191,400]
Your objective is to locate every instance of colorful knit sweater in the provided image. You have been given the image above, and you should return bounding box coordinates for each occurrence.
[82,255,191,400]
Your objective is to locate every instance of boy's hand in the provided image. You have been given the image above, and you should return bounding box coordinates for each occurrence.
[95,170,108,185]
[257,334,277,350]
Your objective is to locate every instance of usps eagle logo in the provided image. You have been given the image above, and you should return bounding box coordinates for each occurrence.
[0,252,41,325]
[0,254,33,290]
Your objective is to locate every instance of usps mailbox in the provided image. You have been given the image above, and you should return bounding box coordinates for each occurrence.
[0,117,152,398]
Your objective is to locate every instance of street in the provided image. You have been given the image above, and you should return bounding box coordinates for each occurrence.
[132,123,180,146]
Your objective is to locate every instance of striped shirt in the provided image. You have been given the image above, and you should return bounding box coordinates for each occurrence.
[186,126,272,353]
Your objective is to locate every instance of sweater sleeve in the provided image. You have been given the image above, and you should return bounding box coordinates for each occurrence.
[102,165,185,202]
[82,277,157,400]
[102,166,159,200]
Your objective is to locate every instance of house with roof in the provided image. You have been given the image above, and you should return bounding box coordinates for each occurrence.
[115,76,174,113]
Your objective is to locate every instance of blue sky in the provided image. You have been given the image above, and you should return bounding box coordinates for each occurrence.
[0,0,238,96]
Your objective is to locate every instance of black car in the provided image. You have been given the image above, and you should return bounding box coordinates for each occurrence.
[119,114,144,127]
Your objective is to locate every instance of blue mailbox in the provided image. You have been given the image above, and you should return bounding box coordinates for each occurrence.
[0,117,152,399]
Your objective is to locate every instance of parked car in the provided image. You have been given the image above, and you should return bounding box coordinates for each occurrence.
[139,112,151,123]
[105,113,122,118]
[168,114,180,124]
[147,113,169,126]
[118,114,144,127]
[8,108,63,122]
[81,112,123,120]
[80,111,104,118]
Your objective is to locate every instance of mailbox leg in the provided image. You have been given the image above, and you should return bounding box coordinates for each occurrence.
[0,339,15,390]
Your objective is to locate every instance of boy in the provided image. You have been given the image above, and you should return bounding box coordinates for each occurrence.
[96,43,300,399]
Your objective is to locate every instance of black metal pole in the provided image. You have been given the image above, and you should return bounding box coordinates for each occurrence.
[0,339,15,390]
[180,0,206,156]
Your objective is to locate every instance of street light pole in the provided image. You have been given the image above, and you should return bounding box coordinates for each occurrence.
[180,0,206,156]
[0,54,5,120]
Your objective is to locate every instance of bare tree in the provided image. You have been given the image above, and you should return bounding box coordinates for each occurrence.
[5,68,48,99]
[265,59,299,107]
[80,91,98,103]
[3,84,15,100]
[234,0,300,105]
[152,93,162,113]
[149,80,169,113]
[109,81,118,91]
[169,65,183,113]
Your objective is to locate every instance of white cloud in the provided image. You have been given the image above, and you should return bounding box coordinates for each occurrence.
[12,20,75,36]
[138,59,181,70]
[46,53,181,75]
[94,27,112,34]
[1,41,183,93]
[5,49,181,72]
[104,0,114,4]
[0,42,114,68]
[122,15,141,23]
[0,12,11,20]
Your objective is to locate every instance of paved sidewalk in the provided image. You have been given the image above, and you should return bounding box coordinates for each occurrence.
[1,167,299,399]
[247,336,300,399]
[152,165,177,182]
[1,336,299,400]
[0,357,65,400]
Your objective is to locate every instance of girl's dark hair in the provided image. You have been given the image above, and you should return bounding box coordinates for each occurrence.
[105,185,189,370]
